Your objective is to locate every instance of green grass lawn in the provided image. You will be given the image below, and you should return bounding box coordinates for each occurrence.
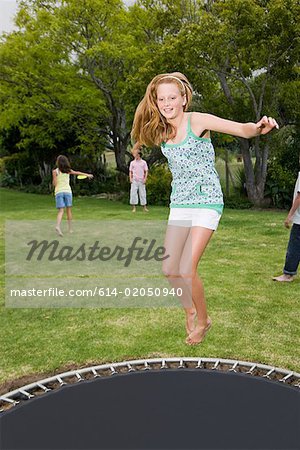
[0,188,299,389]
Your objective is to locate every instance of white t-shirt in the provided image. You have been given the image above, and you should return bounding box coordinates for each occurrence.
[292,171,300,224]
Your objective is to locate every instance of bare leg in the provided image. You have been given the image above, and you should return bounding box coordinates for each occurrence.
[163,224,196,334]
[183,226,214,345]
[66,207,73,233]
[55,208,64,236]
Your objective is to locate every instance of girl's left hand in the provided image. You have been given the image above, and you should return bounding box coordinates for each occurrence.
[88,174,94,179]
[256,116,279,135]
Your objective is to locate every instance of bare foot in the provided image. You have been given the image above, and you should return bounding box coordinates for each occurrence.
[186,317,212,345]
[55,226,63,237]
[132,208,136,213]
[68,229,73,234]
[272,274,294,282]
[143,207,149,212]
[185,309,197,335]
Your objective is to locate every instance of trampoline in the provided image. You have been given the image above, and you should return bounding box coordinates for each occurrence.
[0,357,299,450]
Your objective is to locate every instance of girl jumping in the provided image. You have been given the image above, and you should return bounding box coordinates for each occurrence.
[131,72,278,345]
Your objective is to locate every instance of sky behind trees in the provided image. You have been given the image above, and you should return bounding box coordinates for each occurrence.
[0,0,18,33]
[0,0,135,33]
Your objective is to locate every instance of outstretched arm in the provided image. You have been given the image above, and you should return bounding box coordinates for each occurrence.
[194,112,279,139]
[69,170,93,179]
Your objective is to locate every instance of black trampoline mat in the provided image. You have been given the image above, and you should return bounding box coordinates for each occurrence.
[0,369,299,450]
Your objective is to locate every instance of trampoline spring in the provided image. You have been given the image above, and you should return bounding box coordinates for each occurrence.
[127,364,135,372]
[56,376,67,386]
[143,361,150,370]
[19,389,34,399]
[229,362,239,372]
[263,368,275,379]
[36,383,51,393]
[212,360,220,370]
[110,366,117,375]
[160,360,167,370]
[246,365,257,375]
[178,360,185,369]
[196,359,203,369]
[75,373,84,382]
[91,369,100,378]
[279,372,293,383]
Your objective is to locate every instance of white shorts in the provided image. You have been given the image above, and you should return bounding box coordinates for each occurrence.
[168,208,222,230]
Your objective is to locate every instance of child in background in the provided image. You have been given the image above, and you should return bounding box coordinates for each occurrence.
[273,170,300,282]
[52,155,93,236]
[129,144,149,213]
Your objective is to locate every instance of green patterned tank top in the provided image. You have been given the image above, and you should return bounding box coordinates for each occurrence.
[161,113,224,214]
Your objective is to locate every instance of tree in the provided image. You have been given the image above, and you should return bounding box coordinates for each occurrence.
[0,3,108,178]
[130,0,300,205]
[1,0,299,196]
[0,0,152,175]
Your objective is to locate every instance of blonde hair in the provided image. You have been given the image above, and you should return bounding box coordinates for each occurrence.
[131,72,193,147]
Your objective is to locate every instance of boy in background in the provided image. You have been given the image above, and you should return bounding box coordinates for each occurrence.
[129,145,149,213]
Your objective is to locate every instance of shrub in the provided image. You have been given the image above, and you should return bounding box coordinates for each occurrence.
[145,165,172,206]
[265,160,297,209]
[71,168,121,196]
[0,152,40,187]
[234,166,248,196]
[19,175,53,194]
[223,193,252,209]
[0,151,127,197]
[266,126,300,208]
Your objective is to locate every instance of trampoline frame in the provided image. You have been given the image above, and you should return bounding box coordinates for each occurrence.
[1,357,299,413]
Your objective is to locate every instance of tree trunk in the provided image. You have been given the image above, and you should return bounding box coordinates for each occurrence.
[238,137,268,206]
[85,62,130,174]
[114,139,128,174]
[109,111,130,175]
[216,71,269,206]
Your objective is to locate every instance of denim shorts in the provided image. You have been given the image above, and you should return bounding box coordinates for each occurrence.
[55,192,72,208]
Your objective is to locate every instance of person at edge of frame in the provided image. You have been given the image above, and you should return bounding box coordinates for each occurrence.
[273,166,300,282]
